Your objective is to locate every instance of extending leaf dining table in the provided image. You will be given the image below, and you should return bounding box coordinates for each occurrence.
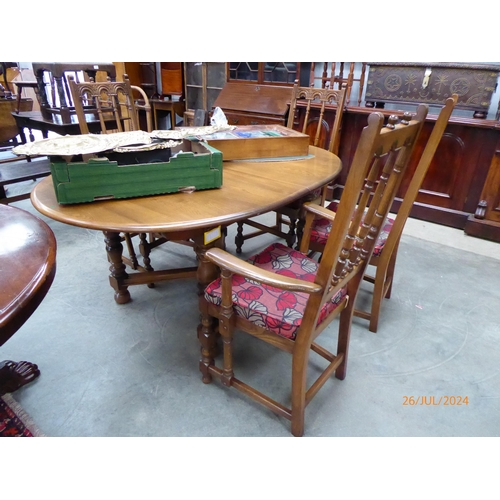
[30,146,342,304]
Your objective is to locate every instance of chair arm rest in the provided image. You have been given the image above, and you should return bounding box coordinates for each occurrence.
[303,202,337,221]
[205,247,323,295]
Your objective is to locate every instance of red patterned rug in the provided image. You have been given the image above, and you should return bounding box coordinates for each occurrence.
[0,394,44,437]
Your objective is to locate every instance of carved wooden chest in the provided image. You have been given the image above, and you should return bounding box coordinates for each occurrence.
[364,62,500,118]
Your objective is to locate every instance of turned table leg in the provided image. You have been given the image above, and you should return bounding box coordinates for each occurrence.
[193,231,224,382]
[103,230,131,304]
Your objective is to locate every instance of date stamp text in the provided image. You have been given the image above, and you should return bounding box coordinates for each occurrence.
[403,396,469,406]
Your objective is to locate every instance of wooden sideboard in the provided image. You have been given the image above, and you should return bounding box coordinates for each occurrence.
[293,101,500,241]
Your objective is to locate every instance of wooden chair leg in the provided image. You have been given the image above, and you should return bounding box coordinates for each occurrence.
[384,246,399,299]
[198,307,218,384]
[291,342,310,438]
[139,233,154,272]
[139,232,155,289]
[285,215,297,248]
[235,221,245,254]
[123,232,139,269]
[219,316,234,388]
[369,244,399,332]
[336,293,356,380]
[295,212,306,250]
[368,263,388,333]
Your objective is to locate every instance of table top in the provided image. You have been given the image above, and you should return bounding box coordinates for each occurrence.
[31,146,342,234]
[0,204,57,345]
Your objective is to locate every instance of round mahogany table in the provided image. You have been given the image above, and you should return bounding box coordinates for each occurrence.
[31,146,341,303]
[0,204,57,345]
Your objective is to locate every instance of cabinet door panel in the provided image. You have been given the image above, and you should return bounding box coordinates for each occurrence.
[402,131,465,209]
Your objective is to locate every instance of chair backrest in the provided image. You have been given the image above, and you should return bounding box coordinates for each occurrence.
[68,74,151,134]
[376,95,458,264]
[287,81,347,155]
[308,62,367,106]
[299,105,428,337]
[130,84,153,133]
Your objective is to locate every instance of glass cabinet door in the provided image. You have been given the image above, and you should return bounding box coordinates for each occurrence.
[184,62,203,87]
[206,62,227,110]
[184,62,227,113]
[262,63,298,84]
[228,62,259,82]
[228,62,299,85]
[184,62,204,110]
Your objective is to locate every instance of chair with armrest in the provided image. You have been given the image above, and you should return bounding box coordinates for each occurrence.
[198,104,429,436]
[307,95,458,332]
[234,81,347,254]
[130,84,153,133]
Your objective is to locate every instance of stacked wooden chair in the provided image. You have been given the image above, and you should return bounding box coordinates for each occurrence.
[234,81,347,253]
[198,104,431,436]
[307,95,458,332]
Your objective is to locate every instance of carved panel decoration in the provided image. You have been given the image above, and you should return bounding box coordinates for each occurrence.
[365,63,500,118]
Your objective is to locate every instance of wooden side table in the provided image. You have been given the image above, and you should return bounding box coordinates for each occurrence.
[151,99,185,129]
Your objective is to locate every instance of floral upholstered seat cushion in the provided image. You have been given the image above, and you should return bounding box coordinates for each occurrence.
[310,202,394,256]
[204,242,347,340]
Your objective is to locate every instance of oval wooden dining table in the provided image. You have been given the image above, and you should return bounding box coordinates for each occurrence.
[0,204,57,345]
[30,146,342,304]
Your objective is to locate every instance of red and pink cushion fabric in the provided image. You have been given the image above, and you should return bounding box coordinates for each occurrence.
[310,202,394,256]
[204,242,347,340]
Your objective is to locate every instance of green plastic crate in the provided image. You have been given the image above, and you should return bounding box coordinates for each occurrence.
[50,140,223,204]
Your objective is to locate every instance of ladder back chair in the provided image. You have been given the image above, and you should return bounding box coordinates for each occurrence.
[68,74,152,134]
[234,81,347,254]
[198,104,428,436]
[68,75,170,275]
[307,95,458,332]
